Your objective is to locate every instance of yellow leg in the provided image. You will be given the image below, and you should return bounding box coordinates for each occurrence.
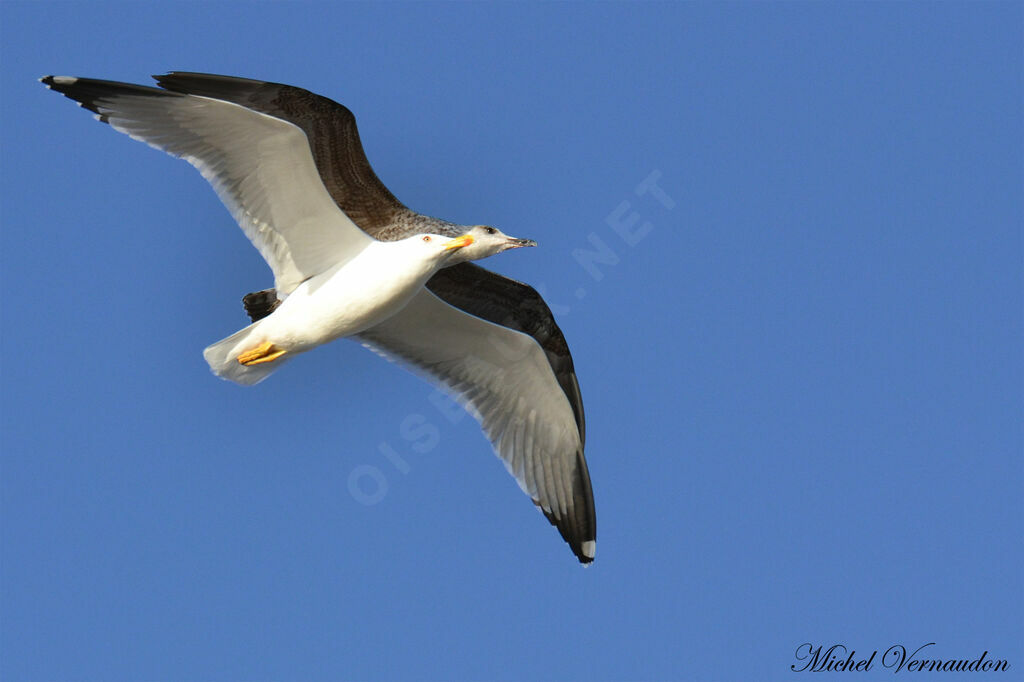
[237,341,288,366]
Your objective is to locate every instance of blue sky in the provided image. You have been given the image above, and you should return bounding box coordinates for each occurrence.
[1,2,1021,680]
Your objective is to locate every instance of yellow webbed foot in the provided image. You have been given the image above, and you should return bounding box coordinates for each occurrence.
[237,341,288,366]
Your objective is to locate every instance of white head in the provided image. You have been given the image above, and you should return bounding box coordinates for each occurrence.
[444,225,537,264]
[392,232,478,275]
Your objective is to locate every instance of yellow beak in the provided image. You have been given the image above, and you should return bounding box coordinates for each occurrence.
[443,234,475,251]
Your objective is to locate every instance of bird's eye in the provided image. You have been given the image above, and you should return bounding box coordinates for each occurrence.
[422,235,431,243]
[485,227,497,235]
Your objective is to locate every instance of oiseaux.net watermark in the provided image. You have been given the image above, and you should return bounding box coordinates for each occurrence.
[347,170,675,505]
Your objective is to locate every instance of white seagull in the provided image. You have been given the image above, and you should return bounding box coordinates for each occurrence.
[43,73,596,564]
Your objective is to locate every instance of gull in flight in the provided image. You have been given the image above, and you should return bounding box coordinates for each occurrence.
[43,73,596,564]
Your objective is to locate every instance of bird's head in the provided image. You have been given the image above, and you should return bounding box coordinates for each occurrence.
[443,225,537,264]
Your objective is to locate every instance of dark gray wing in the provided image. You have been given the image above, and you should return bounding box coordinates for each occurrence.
[359,290,596,563]
[153,71,407,233]
[424,263,586,445]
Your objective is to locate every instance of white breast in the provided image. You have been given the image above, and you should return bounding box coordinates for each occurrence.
[258,241,436,352]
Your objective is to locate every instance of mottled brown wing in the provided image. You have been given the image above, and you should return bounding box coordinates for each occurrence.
[153,71,406,232]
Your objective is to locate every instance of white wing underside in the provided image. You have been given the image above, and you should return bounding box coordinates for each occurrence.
[357,289,583,522]
[87,89,373,294]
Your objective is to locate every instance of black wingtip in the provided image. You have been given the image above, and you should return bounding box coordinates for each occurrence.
[40,75,102,119]
[534,444,596,565]
[41,75,184,125]
[539,510,596,564]
[543,509,596,565]
[40,75,73,90]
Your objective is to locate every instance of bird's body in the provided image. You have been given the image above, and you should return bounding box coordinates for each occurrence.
[205,235,473,385]
[261,240,444,351]
[43,72,597,564]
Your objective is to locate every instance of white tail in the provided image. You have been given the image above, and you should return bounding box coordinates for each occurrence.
[202,321,290,386]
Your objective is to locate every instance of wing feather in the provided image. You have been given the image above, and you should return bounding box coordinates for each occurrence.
[425,263,586,445]
[358,289,596,563]
[152,71,407,233]
[42,75,374,294]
